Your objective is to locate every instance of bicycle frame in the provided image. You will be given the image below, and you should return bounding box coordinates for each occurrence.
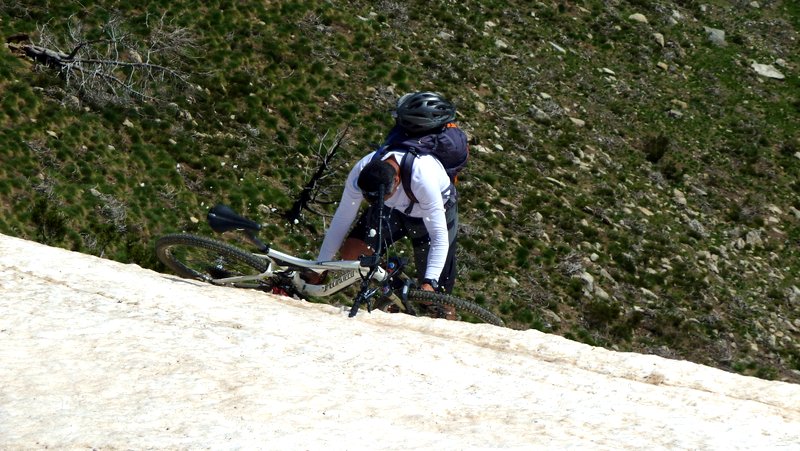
[203,192,416,317]
[159,202,504,325]
[200,244,389,297]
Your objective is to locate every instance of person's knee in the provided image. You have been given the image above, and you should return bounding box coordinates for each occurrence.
[340,238,371,260]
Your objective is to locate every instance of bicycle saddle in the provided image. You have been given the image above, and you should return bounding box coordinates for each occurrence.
[207,204,261,233]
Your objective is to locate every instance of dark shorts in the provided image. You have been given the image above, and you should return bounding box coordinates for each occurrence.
[347,199,458,293]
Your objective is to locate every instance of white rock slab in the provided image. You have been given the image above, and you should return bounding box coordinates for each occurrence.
[0,233,798,449]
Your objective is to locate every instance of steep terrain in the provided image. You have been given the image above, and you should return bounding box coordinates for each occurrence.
[1,1,798,381]
[1,233,799,449]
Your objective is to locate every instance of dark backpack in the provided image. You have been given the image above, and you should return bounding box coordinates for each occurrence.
[371,123,468,213]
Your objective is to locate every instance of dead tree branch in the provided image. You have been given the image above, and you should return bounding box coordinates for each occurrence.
[285,125,351,225]
[6,12,198,106]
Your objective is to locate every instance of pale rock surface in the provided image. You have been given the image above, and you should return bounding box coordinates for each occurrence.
[751,62,786,79]
[1,234,799,449]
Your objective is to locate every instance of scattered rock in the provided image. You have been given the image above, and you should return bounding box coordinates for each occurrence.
[499,199,517,209]
[751,63,785,79]
[578,272,595,292]
[745,230,763,247]
[629,13,649,24]
[123,118,134,128]
[542,309,562,325]
[569,117,586,127]
[688,219,708,238]
[668,109,684,119]
[495,39,509,50]
[704,27,726,46]
[674,189,687,205]
[641,288,658,299]
[654,33,665,47]
[475,101,487,113]
[549,42,567,54]
[594,286,611,300]
[657,62,669,71]
[600,269,616,284]
[63,95,81,110]
[766,205,783,215]
[671,99,689,109]
[530,106,552,124]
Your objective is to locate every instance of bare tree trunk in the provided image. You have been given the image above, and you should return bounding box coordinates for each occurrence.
[6,12,197,106]
[285,126,350,226]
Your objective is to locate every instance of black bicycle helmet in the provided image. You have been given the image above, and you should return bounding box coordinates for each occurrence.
[394,91,456,134]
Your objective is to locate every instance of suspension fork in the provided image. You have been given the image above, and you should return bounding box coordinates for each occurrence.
[397,278,416,315]
[383,256,416,315]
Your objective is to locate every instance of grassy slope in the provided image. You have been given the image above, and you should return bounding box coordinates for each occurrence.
[1,0,798,382]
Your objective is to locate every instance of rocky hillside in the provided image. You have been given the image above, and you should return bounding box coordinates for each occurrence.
[1,1,798,382]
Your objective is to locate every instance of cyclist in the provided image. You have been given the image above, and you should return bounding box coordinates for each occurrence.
[316,92,463,299]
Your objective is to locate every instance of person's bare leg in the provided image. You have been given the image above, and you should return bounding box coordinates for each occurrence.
[340,238,372,260]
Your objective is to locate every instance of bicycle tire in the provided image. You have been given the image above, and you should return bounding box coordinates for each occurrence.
[155,233,269,288]
[374,289,504,327]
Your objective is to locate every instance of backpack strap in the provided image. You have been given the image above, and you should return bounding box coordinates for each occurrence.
[399,151,456,216]
[399,151,418,215]
[374,127,456,215]
[370,127,404,163]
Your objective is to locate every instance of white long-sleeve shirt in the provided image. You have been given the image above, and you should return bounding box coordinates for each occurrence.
[317,150,453,281]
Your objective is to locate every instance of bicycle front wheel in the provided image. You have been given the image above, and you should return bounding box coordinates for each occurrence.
[374,289,504,327]
[155,233,269,288]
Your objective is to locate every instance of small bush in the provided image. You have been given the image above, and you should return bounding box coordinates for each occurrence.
[643,134,670,163]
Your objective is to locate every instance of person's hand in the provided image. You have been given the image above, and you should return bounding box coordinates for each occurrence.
[420,278,439,292]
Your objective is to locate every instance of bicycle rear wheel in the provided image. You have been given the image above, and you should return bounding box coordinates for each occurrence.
[374,289,504,327]
[155,233,269,288]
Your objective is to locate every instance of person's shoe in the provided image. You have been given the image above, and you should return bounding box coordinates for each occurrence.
[417,301,457,320]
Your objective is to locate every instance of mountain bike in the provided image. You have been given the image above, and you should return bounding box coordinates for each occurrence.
[155,202,503,326]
